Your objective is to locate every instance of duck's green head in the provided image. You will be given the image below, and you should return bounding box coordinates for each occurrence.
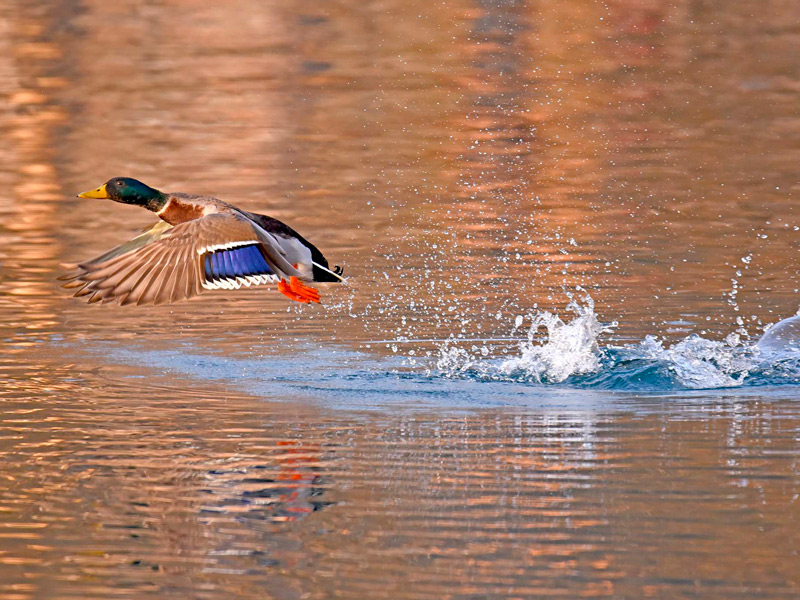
[78,177,167,212]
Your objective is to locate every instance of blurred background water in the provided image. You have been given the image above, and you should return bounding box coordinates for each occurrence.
[1,0,800,598]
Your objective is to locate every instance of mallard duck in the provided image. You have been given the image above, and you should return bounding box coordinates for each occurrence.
[60,177,344,305]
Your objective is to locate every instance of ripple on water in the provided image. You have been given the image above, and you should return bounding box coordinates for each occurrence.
[68,297,800,404]
[2,328,800,599]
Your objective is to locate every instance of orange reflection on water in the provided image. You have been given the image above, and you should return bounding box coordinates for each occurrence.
[0,0,799,598]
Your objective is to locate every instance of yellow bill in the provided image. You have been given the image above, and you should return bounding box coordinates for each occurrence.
[77,184,109,199]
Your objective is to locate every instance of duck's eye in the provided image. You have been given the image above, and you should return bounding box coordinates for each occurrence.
[116,181,124,186]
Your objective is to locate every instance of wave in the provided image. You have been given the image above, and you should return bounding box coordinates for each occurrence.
[71,297,800,408]
[433,297,800,391]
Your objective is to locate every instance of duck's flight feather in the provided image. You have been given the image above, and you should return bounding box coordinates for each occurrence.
[61,213,305,306]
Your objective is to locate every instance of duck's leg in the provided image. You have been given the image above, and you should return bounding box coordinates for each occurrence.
[277,276,320,303]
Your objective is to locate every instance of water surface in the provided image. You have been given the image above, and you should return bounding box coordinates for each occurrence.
[1,0,800,598]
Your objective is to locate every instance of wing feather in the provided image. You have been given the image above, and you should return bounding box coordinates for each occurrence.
[62,213,306,306]
[146,263,173,306]
[83,243,165,288]
[150,247,177,306]
[166,245,191,305]
[133,260,169,306]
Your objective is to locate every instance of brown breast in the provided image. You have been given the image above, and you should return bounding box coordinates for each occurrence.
[157,197,207,225]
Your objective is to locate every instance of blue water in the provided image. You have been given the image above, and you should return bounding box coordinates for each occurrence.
[78,305,800,410]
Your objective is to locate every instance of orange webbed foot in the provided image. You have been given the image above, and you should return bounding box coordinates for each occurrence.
[277,277,320,304]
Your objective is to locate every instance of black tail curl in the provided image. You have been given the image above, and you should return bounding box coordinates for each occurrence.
[312,263,345,282]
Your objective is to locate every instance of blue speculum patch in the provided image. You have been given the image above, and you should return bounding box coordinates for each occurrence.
[204,244,272,283]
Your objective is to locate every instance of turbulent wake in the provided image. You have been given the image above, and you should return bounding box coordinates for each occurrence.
[433,297,800,391]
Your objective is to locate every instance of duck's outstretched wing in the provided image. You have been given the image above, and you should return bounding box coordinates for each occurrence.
[60,213,307,306]
[74,220,174,267]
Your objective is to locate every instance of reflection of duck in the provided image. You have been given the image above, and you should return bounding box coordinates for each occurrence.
[200,440,331,524]
[61,177,344,306]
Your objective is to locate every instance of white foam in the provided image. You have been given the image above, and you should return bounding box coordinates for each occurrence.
[431,295,791,389]
[496,296,612,383]
[436,295,614,383]
[635,334,750,389]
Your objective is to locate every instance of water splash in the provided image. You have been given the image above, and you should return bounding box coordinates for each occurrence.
[69,300,800,408]
[433,297,800,391]
[497,296,614,383]
[629,334,751,389]
[758,310,800,353]
[436,295,615,383]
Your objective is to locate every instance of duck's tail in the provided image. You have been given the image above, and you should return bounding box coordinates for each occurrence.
[312,262,345,282]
